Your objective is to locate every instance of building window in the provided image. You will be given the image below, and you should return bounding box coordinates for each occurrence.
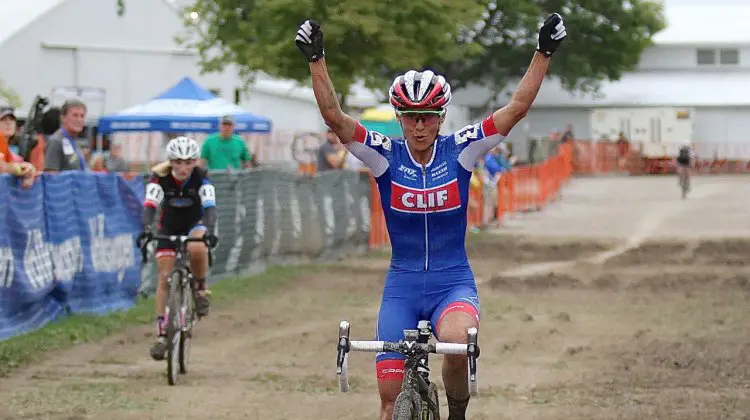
[719,48,739,65]
[234,88,242,104]
[208,88,221,97]
[696,48,740,66]
[696,49,716,65]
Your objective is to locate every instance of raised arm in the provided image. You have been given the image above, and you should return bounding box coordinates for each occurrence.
[493,13,568,136]
[296,20,359,144]
[309,60,359,144]
[493,53,552,136]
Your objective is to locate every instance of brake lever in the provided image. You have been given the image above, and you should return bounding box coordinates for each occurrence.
[336,321,351,374]
[140,242,148,265]
[467,327,479,382]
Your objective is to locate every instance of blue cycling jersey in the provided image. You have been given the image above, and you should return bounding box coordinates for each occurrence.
[348,116,505,272]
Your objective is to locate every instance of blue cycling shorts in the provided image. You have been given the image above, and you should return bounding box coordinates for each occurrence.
[374,265,480,381]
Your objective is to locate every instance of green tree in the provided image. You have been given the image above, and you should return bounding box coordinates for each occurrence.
[173,0,664,103]
[176,0,485,105]
[0,78,21,108]
[433,0,666,99]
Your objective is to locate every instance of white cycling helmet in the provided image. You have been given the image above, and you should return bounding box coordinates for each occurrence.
[389,69,452,110]
[166,136,200,160]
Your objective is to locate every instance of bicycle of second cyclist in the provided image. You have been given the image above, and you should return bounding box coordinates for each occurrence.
[139,234,213,386]
[336,319,480,420]
[679,166,690,199]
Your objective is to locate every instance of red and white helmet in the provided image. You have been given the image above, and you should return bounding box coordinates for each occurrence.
[389,70,452,110]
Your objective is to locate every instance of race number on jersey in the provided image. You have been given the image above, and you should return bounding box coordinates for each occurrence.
[144,183,164,207]
[198,184,216,208]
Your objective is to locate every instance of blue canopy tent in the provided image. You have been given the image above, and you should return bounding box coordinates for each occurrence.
[97,77,272,134]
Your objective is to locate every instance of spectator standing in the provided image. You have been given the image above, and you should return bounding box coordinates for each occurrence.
[22,106,63,172]
[484,144,514,180]
[200,115,256,170]
[560,123,575,143]
[44,99,89,172]
[0,132,36,188]
[317,128,348,171]
[616,131,630,173]
[89,153,107,173]
[106,142,129,172]
[0,107,19,155]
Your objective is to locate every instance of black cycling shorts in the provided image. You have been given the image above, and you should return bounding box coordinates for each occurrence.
[155,221,206,258]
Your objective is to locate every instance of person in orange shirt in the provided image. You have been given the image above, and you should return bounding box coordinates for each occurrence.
[0,132,37,188]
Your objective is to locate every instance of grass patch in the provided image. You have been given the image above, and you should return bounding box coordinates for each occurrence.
[7,381,163,416]
[0,264,318,378]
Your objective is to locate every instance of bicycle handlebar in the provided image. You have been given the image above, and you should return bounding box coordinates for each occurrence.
[336,320,480,395]
[346,340,470,355]
[138,234,214,267]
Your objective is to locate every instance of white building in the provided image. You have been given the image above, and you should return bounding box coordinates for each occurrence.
[452,0,750,154]
[0,0,382,133]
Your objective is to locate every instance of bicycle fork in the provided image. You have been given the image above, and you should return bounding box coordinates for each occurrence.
[417,320,432,419]
[416,320,431,383]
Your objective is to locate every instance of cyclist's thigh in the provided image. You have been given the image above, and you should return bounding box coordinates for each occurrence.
[187,221,208,254]
[188,221,206,237]
[375,271,422,381]
[155,225,189,261]
[155,234,178,260]
[425,273,480,340]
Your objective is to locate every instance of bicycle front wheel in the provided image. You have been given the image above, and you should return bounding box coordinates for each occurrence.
[426,382,440,420]
[179,280,194,374]
[166,270,183,385]
[392,390,422,420]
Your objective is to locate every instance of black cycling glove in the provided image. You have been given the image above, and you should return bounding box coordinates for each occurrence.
[295,19,325,62]
[203,229,219,249]
[136,230,153,249]
[536,13,568,57]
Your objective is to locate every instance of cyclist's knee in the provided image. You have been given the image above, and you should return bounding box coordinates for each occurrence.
[376,363,401,401]
[436,304,479,344]
[186,241,207,257]
[156,253,175,285]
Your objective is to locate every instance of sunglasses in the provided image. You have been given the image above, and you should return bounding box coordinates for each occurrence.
[396,109,445,126]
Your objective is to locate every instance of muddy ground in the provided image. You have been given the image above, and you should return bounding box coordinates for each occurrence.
[0,231,748,420]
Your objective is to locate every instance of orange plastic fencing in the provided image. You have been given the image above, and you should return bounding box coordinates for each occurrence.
[368,175,390,249]
[496,143,573,224]
[467,173,484,229]
[570,139,750,176]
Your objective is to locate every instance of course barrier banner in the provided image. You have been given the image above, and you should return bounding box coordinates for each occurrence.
[0,169,373,341]
[0,173,144,341]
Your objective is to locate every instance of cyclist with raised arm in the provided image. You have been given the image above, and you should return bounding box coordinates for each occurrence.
[138,136,219,361]
[296,13,567,420]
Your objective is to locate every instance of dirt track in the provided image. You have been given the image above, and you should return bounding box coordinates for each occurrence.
[1,175,750,419]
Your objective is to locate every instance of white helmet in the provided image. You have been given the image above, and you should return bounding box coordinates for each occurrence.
[166,136,199,160]
[389,69,452,110]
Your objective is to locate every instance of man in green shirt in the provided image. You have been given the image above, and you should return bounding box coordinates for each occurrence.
[200,115,257,170]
